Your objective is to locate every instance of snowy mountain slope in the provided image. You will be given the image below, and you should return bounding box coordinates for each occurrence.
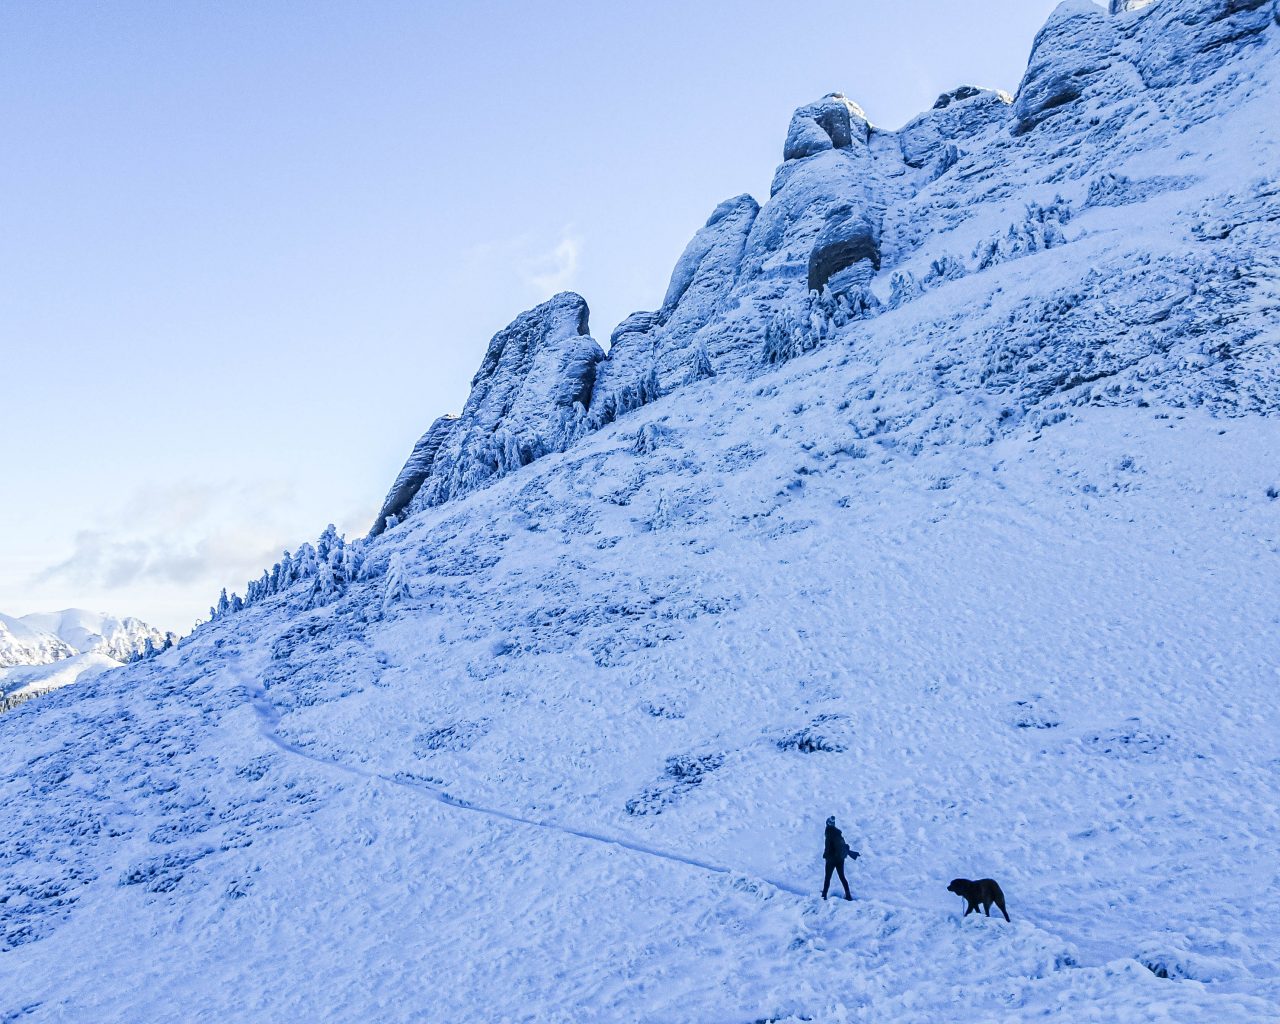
[10,609,170,666]
[358,0,1280,529]
[0,654,121,704]
[0,614,75,669]
[0,610,173,710]
[4,404,1278,1022]
[3,1,1280,1021]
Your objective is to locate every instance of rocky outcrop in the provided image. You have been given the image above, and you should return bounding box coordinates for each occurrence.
[371,0,1280,536]
[405,293,604,511]
[1013,2,1126,136]
[1129,0,1277,89]
[589,195,758,426]
[783,93,870,162]
[587,316,661,430]
[897,86,1012,168]
[807,206,880,292]
[369,414,459,537]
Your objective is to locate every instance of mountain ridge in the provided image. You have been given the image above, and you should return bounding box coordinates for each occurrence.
[3,1,1279,1019]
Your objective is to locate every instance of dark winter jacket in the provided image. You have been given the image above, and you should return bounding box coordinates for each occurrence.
[823,823,850,864]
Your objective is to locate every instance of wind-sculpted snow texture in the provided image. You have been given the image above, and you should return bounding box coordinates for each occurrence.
[5,2,1280,1021]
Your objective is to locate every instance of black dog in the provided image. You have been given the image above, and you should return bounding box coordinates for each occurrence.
[947,878,1010,921]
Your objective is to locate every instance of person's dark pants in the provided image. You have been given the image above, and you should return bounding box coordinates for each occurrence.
[823,859,851,899]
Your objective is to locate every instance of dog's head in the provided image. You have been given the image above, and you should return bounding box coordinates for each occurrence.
[946,879,967,895]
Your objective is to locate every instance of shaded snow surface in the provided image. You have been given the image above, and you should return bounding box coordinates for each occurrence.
[3,401,1278,1021]
[4,0,1280,1019]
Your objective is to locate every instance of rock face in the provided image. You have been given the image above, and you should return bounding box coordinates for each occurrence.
[377,0,1280,535]
[807,205,881,292]
[589,195,759,426]
[897,86,1012,168]
[368,414,459,537]
[403,292,604,513]
[782,93,870,161]
[1012,2,1127,137]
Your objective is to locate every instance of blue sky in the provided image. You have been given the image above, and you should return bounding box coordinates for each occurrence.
[0,1,1062,632]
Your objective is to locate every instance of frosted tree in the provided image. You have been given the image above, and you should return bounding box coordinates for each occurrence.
[316,524,340,564]
[381,550,413,618]
[297,560,338,611]
[687,342,715,384]
[293,543,318,582]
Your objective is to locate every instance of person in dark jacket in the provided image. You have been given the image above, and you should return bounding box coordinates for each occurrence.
[822,815,859,900]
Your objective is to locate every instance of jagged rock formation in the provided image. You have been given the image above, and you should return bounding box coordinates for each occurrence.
[403,291,604,511]
[782,92,870,161]
[589,194,759,425]
[7,3,1280,1020]
[370,0,1280,539]
[897,86,1012,169]
[368,414,459,537]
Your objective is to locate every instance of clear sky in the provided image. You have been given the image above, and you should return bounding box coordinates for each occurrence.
[1,0,1063,633]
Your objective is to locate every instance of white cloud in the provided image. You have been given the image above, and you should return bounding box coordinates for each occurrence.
[27,479,379,628]
[461,228,584,304]
[522,232,581,295]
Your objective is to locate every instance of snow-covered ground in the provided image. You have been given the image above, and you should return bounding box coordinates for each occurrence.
[3,402,1278,1022]
[3,0,1279,1020]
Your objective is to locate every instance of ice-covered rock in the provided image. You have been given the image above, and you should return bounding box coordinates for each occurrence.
[589,195,758,424]
[782,92,871,162]
[1128,0,1278,90]
[807,204,881,292]
[897,86,1012,168]
[371,0,1280,537]
[368,414,459,537]
[406,292,604,509]
[1013,2,1127,136]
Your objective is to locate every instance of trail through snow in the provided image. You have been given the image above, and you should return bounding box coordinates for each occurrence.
[240,657,816,900]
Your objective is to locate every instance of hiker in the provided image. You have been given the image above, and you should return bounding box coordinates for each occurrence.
[822,815,859,900]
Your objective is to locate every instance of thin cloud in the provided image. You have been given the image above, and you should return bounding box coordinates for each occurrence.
[523,232,581,295]
[462,228,584,302]
[33,479,302,594]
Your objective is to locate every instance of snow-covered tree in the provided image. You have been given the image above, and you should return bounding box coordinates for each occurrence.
[381,551,412,618]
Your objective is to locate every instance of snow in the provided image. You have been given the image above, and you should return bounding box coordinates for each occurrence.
[0,653,120,699]
[4,403,1279,1021]
[0,609,168,671]
[3,0,1280,1020]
